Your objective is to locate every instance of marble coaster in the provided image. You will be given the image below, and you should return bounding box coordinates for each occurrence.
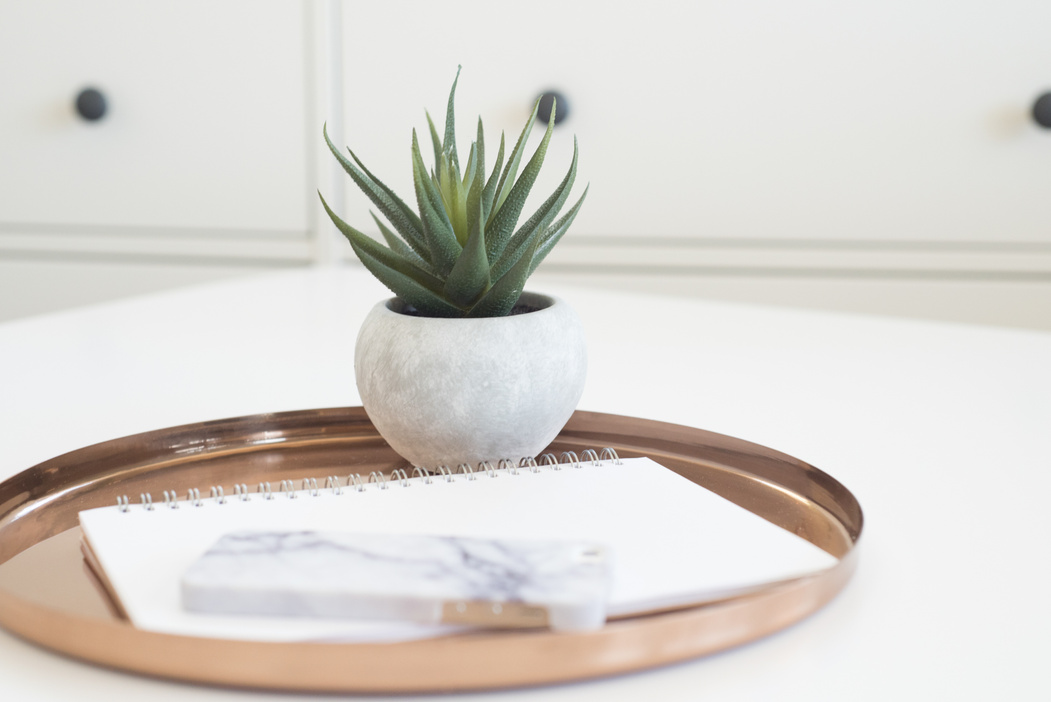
[181,531,611,631]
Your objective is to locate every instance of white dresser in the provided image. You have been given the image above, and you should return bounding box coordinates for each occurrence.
[2,0,1050,328]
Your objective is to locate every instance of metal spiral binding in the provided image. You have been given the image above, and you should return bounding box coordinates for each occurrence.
[115,448,622,511]
[347,473,365,492]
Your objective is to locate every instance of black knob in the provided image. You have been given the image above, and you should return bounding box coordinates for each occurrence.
[1033,92,1051,129]
[536,91,569,126]
[75,87,107,121]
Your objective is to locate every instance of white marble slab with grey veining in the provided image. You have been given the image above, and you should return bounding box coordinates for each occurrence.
[181,531,611,631]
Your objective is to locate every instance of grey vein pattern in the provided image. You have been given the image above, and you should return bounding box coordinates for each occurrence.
[181,531,610,630]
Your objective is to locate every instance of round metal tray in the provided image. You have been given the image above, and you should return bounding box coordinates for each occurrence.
[0,407,862,693]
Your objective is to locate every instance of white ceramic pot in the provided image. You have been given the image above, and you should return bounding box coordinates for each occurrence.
[355,292,587,470]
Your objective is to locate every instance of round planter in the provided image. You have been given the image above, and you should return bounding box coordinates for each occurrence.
[354,292,587,470]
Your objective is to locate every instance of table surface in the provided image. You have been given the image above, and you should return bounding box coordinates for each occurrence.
[1,266,1048,701]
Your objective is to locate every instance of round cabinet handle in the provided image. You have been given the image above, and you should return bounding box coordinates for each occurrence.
[75,87,108,122]
[536,91,569,125]
[1033,92,1051,129]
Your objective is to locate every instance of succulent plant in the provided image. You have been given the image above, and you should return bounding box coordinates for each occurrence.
[319,68,587,318]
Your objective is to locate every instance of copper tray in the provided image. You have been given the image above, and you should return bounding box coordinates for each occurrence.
[0,408,862,693]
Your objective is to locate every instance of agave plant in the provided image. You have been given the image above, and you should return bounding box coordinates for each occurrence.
[319,68,587,317]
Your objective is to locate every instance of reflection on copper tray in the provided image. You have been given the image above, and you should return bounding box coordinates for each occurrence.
[0,408,862,693]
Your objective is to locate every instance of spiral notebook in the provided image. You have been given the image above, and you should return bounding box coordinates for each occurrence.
[78,454,837,643]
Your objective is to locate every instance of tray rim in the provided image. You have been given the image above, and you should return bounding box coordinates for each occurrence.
[0,407,862,693]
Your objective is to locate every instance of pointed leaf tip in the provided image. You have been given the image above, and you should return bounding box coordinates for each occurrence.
[443,67,462,165]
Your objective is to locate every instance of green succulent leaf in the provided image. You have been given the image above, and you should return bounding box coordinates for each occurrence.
[464,119,486,247]
[411,130,462,276]
[467,229,540,318]
[443,200,490,307]
[491,136,578,280]
[320,192,461,317]
[461,142,477,190]
[425,111,443,172]
[485,101,556,263]
[489,216,547,284]
[480,132,505,225]
[528,184,589,277]
[490,100,539,222]
[446,148,469,245]
[323,124,428,261]
[434,151,450,202]
[371,212,435,274]
[443,66,462,171]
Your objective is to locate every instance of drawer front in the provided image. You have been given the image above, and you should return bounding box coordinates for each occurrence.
[337,0,1051,244]
[0,0,309,234]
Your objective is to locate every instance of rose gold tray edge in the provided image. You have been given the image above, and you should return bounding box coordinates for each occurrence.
[0,407,862,693]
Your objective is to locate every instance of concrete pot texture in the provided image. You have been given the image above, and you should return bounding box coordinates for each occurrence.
[355,292,587,470]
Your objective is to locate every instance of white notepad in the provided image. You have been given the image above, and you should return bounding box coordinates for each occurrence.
[78,457,836,642]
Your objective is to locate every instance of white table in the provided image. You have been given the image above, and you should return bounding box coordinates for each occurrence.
[1,266,1047,701]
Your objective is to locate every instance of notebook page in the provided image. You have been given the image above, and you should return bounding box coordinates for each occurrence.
[78,457,837,642]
